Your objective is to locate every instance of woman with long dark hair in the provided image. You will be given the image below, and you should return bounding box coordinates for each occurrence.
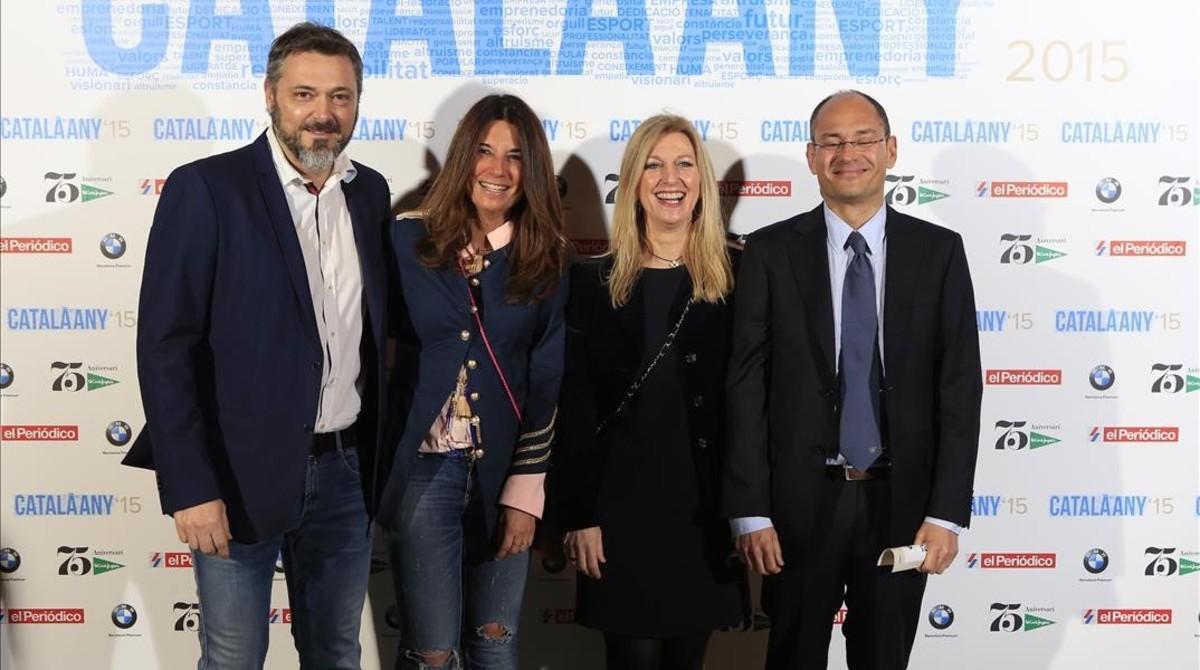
[380,93,569,670]
[555,114,747,670]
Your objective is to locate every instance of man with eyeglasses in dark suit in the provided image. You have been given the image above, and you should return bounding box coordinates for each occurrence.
[723,90,983,669]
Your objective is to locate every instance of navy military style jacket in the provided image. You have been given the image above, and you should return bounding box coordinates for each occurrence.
[378,217,567,537]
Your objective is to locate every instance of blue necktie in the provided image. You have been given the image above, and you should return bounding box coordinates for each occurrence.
[840,231,882,470]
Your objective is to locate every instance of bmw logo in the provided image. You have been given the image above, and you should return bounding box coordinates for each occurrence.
[0,176,7,199]
[928,604,955,630]
[0,547,20,574]
[1089,365,1116,391]
[106,420,132,447]
[1084,548,1109,574]
[1095,177,1122,204]
[0,363,12,390]
[111,603,138,629]
[100,232,126,260]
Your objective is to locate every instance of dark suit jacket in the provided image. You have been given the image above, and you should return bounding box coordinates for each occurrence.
[123,132,392,543]
[378,217,566,538]
[555,253,739,531]
[722,204,982,554]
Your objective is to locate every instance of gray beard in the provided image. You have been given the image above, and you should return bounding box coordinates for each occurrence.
[269,104,353,174]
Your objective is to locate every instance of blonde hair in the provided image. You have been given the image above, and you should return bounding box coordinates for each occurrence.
[606,114,733,307]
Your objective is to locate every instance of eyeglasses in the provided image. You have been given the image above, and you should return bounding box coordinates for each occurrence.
[811,136,889,153]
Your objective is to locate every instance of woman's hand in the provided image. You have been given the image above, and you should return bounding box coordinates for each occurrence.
[495,506,537,560]
[563,526,606,579]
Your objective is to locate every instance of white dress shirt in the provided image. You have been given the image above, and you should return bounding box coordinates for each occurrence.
[731,204,961,537]
[266,127,364,433]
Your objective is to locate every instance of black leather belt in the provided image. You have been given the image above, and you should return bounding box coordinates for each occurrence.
[824,464,891,481]
[312,423,358,457]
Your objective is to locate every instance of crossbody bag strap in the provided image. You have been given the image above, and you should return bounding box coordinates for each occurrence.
[594,298,693,436]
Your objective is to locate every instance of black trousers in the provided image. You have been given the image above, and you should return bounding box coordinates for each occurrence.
[762,477,927,670]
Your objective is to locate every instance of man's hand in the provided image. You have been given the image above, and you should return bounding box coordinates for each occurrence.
[914,522,958,574]
[495,506,536,560]
[174,499,232,559]
[563,526,606,579]
[736,527,785,576]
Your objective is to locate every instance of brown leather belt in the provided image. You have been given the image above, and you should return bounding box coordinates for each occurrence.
[824,464,890,481]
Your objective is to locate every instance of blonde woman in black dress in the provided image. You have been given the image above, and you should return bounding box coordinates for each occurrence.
[555,114,747,670]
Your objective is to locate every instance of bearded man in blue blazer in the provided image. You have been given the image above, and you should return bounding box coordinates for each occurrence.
[124,23,391,669]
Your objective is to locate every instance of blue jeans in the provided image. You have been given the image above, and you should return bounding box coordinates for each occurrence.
[387,453,529,670]
[191,447,371,670]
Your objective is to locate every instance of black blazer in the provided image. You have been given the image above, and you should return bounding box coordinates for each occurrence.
[722,204,982,552]
[125,132,391,542]
[556,252,739,531]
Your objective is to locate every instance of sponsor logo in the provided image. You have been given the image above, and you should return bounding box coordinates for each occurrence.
[886,175,950,206]
[994,420,1061,450]
[139,179,166,196]
[105,421,132,447]
[1089,365,1116,390]
[986,369,1062,385]
[50,361,119,392]
[12,493,115,516]
[1096,240,1186,256]
[537,608,578,625]
[0,363,11,389]
[968,553,1057,569]
[571,239,610,255]
[0,548,20,574]
[1157,176,1195,206]
[6,307,109,331]
[716,180,792,197]
[1145,547,1200,576]
[0,608,86,624]
[1,425,79,442]
[1060,311,1154,333]
[989,604,1056,632]
[1095,177,1122,203]
[0,238,72,253]
[99,233,126,260]
[1090,426,1179,443]
[173,603,201,631]
[999,234,1066,264]
[1083,548,1109,574]
[1050,495,1147,517]
[928,604,955,630]
[1151,364,1200,393]
[1084,609,1172,624]
[43,172,112,204]
[111,604,137,629]
[150,552,193,569]
[979,181,1068,198]
[58,547,125,576]
[268,608,293,624]
[0,175,6,198]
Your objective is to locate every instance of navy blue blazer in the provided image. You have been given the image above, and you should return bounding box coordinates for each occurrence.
[379,217,566,537]
[123,132,392,543]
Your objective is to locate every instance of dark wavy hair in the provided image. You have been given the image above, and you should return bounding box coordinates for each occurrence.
[416,94,567,303]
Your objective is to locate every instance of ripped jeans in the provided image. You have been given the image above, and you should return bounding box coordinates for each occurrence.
[387,453,529,670]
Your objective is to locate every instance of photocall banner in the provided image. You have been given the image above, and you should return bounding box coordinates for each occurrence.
[0,1,1196,668]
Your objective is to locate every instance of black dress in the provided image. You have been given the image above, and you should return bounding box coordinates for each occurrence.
[574,266,746,636]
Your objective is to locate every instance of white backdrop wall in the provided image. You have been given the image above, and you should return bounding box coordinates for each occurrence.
[1,1,1197,668]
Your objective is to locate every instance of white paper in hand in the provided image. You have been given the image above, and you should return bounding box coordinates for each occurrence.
[877,544,927,573]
